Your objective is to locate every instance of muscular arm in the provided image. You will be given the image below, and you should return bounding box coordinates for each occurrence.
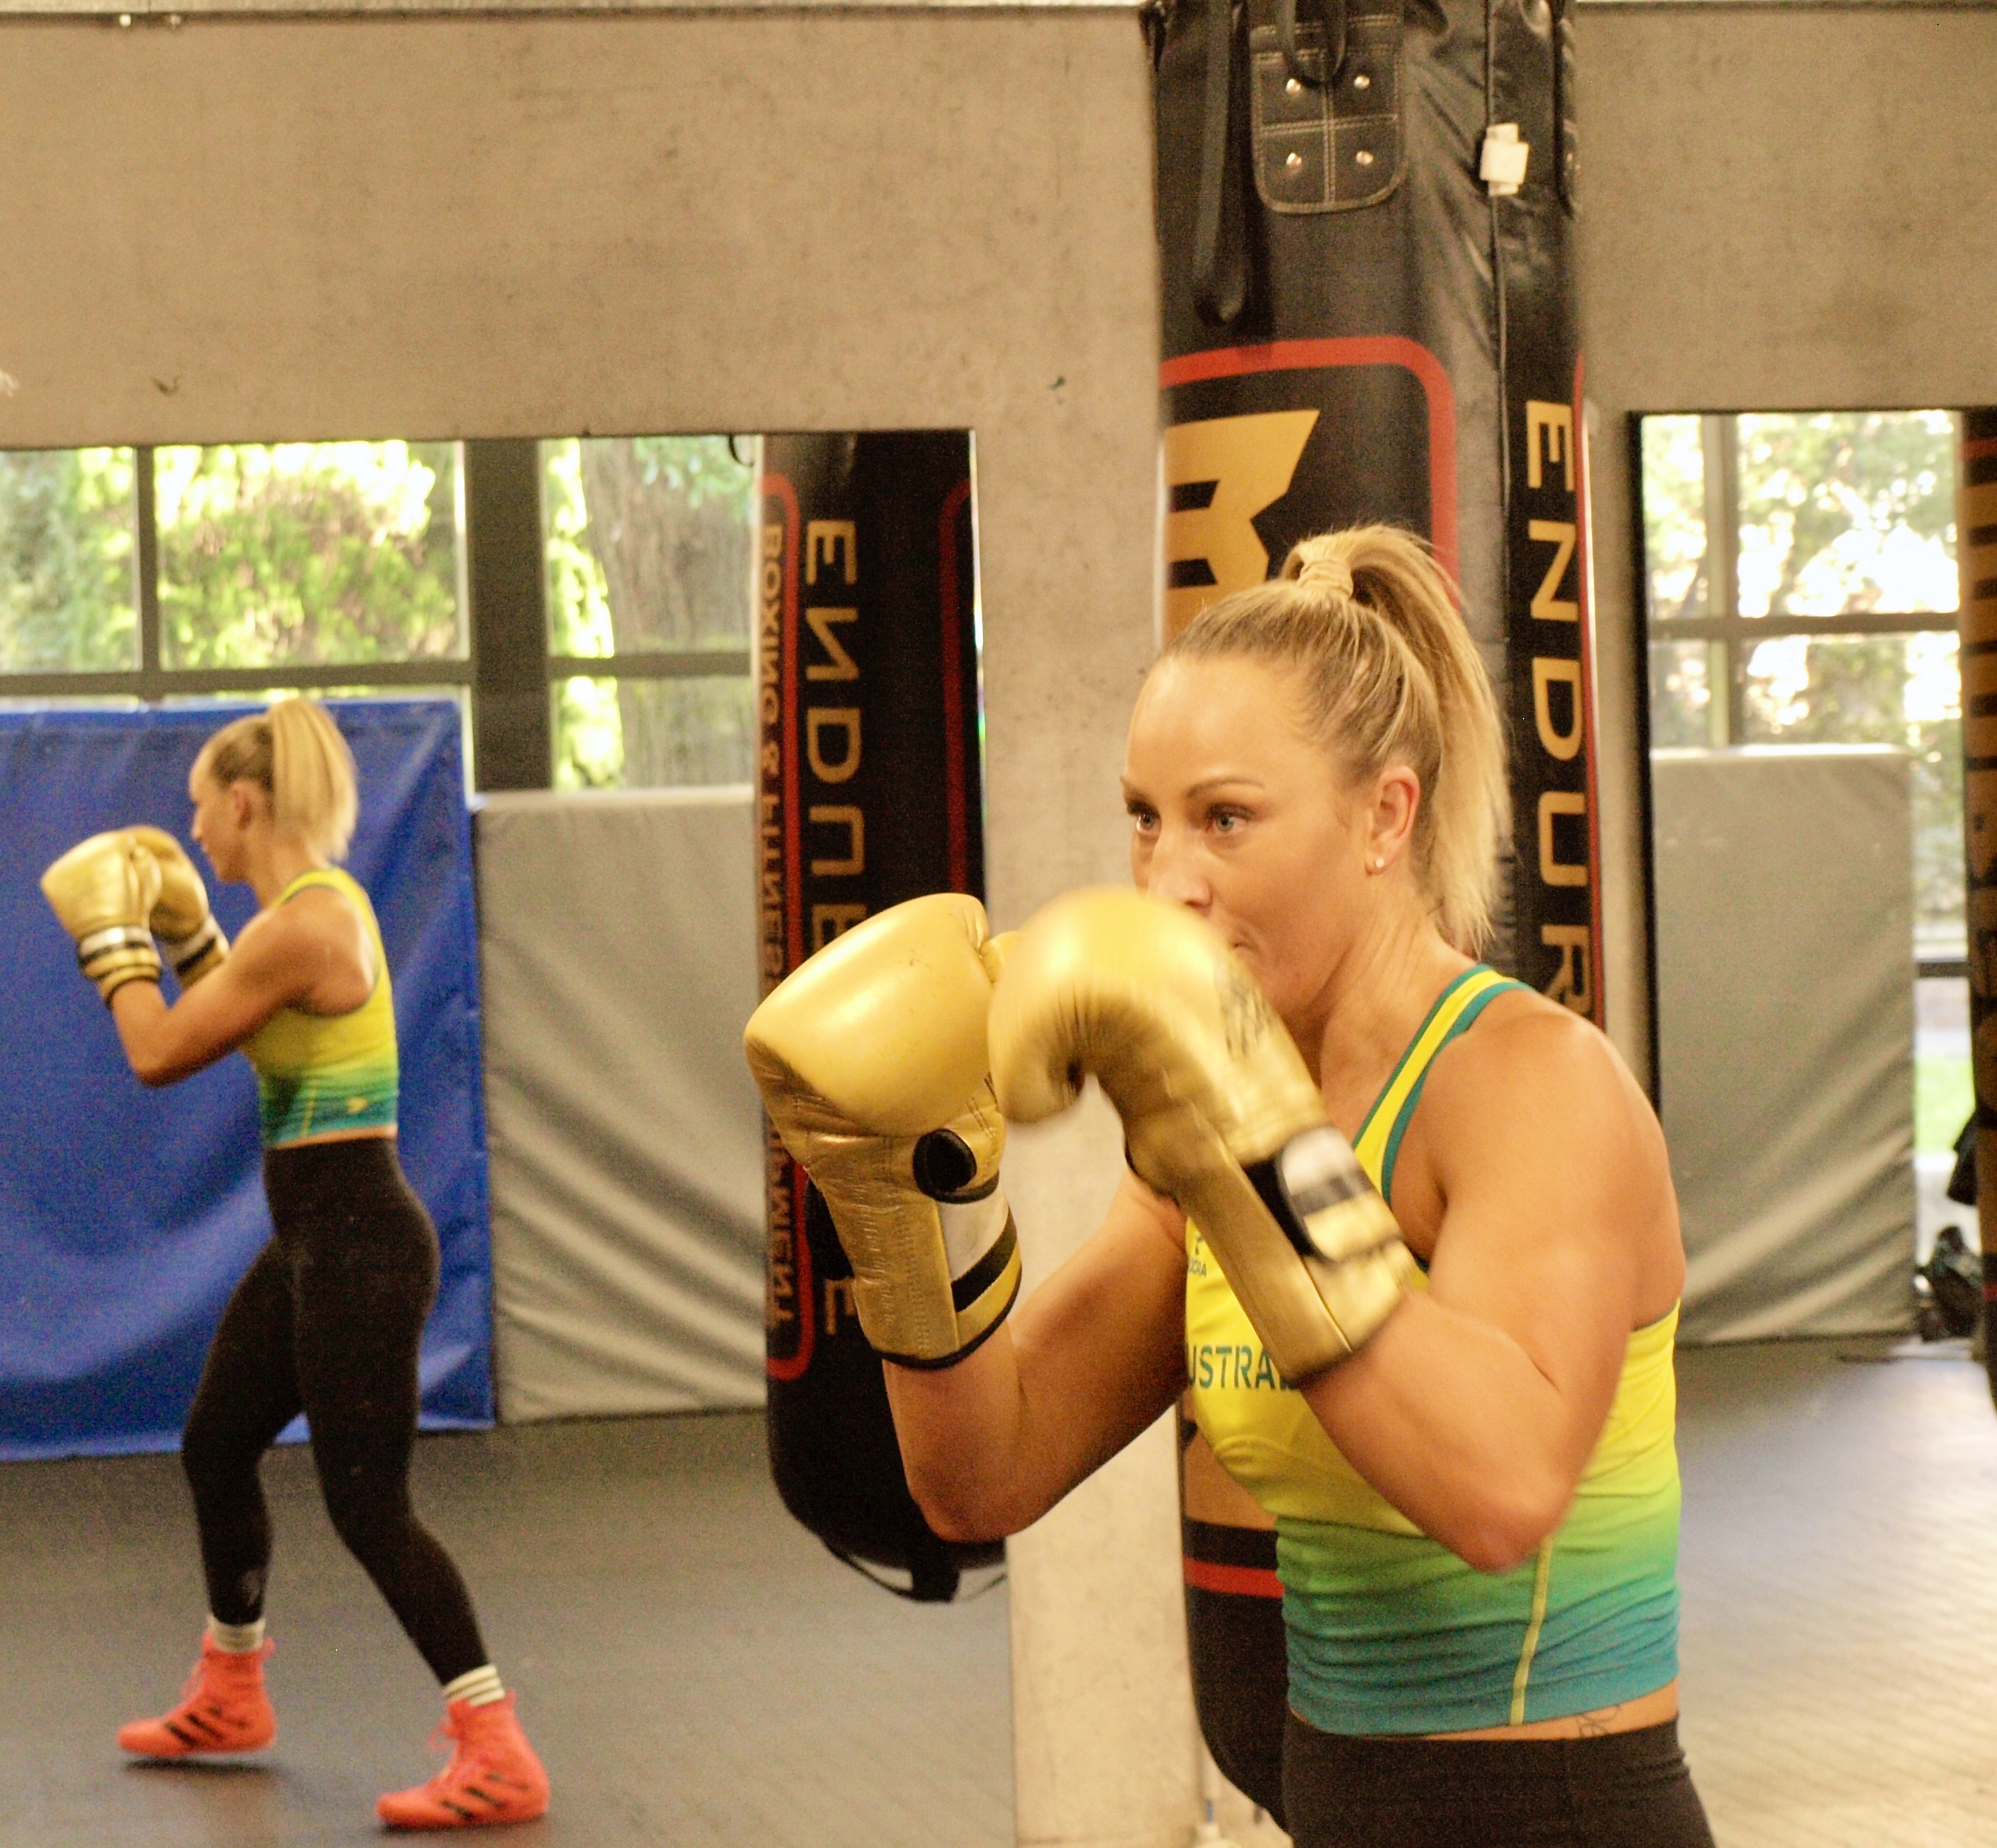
[885,1170,1190,1542]
[1303,1007,1683,1573]
[110,888,373,1087]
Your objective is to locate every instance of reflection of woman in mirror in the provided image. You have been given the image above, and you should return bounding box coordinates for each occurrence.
[41,698,547,1831]
[753,528,1712,1848]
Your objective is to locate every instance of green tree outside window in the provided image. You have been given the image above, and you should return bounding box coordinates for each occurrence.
[0,448,137,674]
[156,442,461,671]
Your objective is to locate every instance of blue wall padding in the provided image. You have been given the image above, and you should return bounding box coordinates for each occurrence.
[0,700,493,1460]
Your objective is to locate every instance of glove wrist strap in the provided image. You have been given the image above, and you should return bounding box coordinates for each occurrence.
[161,917,226,975]
[76,923,155,967]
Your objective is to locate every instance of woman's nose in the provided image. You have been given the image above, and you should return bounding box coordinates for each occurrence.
[1144,832,1211,913]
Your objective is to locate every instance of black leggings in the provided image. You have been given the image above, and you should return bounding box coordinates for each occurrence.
[178,1137,488,1685]
[1283,1712,1715,1848]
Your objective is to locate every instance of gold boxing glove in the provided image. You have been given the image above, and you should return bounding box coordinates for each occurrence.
[41,830,165,1004]
[127,825,229,987]
[744,894,1021,1368]
[989,887,1414,1383]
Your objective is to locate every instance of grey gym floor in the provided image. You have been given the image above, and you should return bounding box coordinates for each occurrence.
[3,1339,1994,1848]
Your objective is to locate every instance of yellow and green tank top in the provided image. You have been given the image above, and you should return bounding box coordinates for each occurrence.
[1184,965,1682,1735]
[243,867,399,1148]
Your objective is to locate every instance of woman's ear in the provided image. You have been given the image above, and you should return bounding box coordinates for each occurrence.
[228,781,257,831]
[1369,765,1421,868]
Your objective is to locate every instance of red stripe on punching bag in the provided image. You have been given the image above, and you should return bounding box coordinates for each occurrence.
[1183,1557,1284,1599]
[767,1154,815,1383]
[761,471,813,1384]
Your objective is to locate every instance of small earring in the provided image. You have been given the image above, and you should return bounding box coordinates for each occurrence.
[1370,858,1386,873]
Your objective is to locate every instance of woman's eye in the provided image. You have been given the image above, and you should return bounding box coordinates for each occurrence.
[1127,805,1159,833]
[1209,808,1248,835]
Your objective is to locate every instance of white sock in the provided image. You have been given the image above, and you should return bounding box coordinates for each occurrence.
[207,1615,266,1655]
[442,1664,506,1708]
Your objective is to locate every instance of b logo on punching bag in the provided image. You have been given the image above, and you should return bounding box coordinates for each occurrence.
[1160,342,1462,641]
[756,432,1001,1601]
[1163,409,1320,632]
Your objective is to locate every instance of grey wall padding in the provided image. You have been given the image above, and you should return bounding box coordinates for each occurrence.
[1653,749,1914,1343]
[475,788,766,1421]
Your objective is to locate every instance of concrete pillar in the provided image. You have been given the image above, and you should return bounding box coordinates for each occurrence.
[976,317,1209,1848]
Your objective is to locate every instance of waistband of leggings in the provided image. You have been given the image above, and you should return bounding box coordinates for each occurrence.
[1284,1711,1684,1771]
[263,1133,413,1220]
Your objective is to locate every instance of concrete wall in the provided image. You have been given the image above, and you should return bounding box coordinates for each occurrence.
[1577,2,1997,1081]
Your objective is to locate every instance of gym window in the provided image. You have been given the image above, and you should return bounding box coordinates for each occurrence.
[1642,411,1961,961]
[541,436,755,791]
[0,435,757,793]
[0,442,468,704]
[1638,408,1965,1192]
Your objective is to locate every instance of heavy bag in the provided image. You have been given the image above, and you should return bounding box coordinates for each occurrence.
[1153,0,1600,1014]
[1152,0,1598,1778]
[1180,1418,1288,1826]
[756,430,1003,1599]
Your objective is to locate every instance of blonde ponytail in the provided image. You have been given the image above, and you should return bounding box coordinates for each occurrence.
[193,697,359,862]
[1163,525,1509,952]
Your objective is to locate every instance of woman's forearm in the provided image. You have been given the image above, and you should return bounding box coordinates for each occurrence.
[107,930,296,1085]
[884,1205,1190,1542]
[884,1333,1051,1540]
[109,981,188,1086]
[1302,1293,1590,1572]
[886,1318,1184,1541]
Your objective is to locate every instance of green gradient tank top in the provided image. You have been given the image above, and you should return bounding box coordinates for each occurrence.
[1184,965,1682,1735]
[243,867,399,1148]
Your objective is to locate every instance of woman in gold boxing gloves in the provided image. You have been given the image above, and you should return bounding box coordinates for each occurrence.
[41,698,547,1832]
[749,528,1711,1847]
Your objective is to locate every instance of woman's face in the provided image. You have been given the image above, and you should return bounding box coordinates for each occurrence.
[1122,654,1413,1029]
[187,767,252,884]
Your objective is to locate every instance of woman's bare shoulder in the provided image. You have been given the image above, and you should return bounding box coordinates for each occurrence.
[236,882,344,948]
[1423,987,1662,1170]
[236,880,373,996]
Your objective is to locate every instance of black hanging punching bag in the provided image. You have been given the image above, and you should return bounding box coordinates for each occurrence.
[1180,1417,1288,1827]
[1152,0,1600,1790]
[1155,0,1599,1004]
[756,431,1004,1601]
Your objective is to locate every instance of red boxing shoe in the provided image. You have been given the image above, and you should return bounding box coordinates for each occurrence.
[117,1635,276,1758]
[376,1694,549,1831]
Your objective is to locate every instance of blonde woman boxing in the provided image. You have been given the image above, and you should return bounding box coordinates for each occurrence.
[41,698,547,1832]
[747,529,1711,1847]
